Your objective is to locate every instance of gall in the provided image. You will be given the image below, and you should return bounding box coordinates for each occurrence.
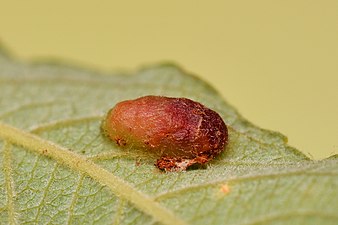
[102,96,228,171]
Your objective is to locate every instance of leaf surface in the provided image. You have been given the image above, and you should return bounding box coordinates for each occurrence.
[0,50,337,225]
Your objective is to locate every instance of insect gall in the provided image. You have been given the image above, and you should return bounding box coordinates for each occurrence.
[102,95,228,171]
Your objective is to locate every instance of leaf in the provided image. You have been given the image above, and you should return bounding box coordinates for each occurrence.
[0,48,337,225]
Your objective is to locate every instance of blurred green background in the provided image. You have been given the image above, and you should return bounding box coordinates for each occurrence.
[0,0,337,159]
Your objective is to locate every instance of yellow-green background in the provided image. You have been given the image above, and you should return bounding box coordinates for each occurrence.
[1,0,337,159]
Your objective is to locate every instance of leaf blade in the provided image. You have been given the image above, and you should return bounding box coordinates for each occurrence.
[0,50,337,224]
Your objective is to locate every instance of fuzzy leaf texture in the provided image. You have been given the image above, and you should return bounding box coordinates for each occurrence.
[0,49,337,225]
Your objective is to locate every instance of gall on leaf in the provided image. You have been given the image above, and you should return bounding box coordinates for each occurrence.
[102,96,228,172]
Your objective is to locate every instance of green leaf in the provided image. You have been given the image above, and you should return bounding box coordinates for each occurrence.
[0,48,337,225]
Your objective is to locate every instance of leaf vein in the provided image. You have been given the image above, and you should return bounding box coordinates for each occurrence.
[34,163,58,222]
[2,142,18,225]
[66,173,85,225]
[112,199,126,225]
[155,170,338,200]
